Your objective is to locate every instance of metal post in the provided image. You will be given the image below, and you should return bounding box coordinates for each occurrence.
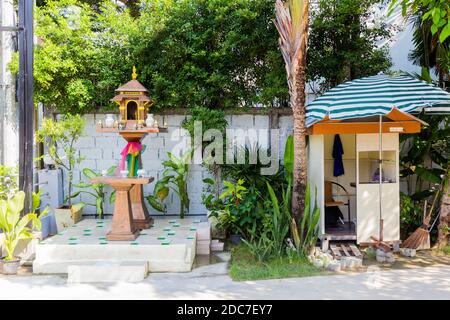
[378,115,383,242]
[18,0,34,213]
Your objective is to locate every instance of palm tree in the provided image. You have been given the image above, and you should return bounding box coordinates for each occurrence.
[274,0,309,220]
[409,13,450,87]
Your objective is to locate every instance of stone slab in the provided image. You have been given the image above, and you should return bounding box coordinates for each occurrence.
[67,261,148,283]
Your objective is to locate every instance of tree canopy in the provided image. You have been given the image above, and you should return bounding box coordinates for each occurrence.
[10,0,396,113]
[308,0,392,93]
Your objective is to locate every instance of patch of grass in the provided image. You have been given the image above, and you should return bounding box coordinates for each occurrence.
[229,244,325,281]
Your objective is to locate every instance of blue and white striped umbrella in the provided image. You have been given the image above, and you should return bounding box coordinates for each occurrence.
[306,74,450,126]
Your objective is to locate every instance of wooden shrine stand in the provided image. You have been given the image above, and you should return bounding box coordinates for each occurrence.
[93,126,167,241]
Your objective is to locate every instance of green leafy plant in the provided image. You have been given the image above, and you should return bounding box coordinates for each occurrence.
[400,192,424,239]
[0,165,18,200]
[201,177,224,212]
[71,166,116,218]
[266,183,291,256]
[35,114,85,207]
[212,179,247,235]
[222,144,286,191]
[0,191,47,261]
[282,135,321,257]
[309,0,392,93]
[241,231,274,263]
[146,151,192,218]
[389,0,450,43]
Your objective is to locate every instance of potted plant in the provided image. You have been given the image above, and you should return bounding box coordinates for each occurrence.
[0,191,43,275]
[36,114,85,231]
[71,166,116,219]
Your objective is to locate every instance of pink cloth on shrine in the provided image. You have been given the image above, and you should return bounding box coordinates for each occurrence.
[118,141,142,172]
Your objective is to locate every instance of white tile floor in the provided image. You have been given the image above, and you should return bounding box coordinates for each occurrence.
[34,217,209,274]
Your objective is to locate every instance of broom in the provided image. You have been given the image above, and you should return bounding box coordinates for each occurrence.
[402,186,441,249]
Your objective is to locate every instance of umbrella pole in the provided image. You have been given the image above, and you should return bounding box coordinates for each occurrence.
[379,115,383,242]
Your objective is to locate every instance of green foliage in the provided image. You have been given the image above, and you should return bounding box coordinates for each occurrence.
[212,179,249,235]
[10,0,137,113]
[265,183,291,256]
[138,0,288,109]
[201,177,223,211]
[35,114,85,206]
[308,0,392,92]
[181,107,228,146]
[146,150,191,218]
[440,244,450,254]
[0,191,43,261]
[221,145,286,190]
[408,11,449,87]
[0,165,18,200]
[400,114,450,198]
[283,135,294,185]
[72,166,116,218]
[390,0,450,42]
[400,192,424,238]
[15,0,287,113]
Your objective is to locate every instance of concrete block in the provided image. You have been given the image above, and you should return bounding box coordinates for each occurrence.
[102,148,115,160]
[165,115,187,127]
[279,115,293,130]
[67,261,148,283]
[142,137,165,150]
[74,137,95,149]
[386,255,396,263]
[327,261,341,272]
[79,160,96,170]
[80,148,102,160]
[210,240,224,252]
[141,159,164,171]
[400,248,416,257]
[95,137,119,149]
[141,149,159,161]
[96,160,119,171]
[254,115,269,128]
[196,243,210,255]
[231,114,253,128]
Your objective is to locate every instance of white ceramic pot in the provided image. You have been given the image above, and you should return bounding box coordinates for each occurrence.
[145,114,155,127]
[1,259,20,275]
[104,114,115,128]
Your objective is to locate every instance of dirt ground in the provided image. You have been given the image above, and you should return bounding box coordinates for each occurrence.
[360,249,450,271]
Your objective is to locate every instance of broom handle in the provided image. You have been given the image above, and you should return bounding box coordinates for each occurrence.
[426,184,442,223]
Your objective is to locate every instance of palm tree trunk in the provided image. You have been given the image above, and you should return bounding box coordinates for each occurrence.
[292,2,309,221]
[291,65,308,221]
[274,0,309,220]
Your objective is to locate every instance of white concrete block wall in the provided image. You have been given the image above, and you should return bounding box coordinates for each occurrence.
[53,112,293,216]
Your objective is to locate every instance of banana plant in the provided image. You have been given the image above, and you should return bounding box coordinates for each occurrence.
[146,150,192,218]
[0,191,46,261]
[71,166,116,219]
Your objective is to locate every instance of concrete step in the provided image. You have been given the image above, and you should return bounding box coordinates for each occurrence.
[67,261,148,283]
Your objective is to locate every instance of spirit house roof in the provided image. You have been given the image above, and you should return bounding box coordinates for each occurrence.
[112,66,152,103]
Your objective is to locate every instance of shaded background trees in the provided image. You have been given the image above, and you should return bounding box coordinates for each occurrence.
[11,0,397,114]
[308,0,392,93]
